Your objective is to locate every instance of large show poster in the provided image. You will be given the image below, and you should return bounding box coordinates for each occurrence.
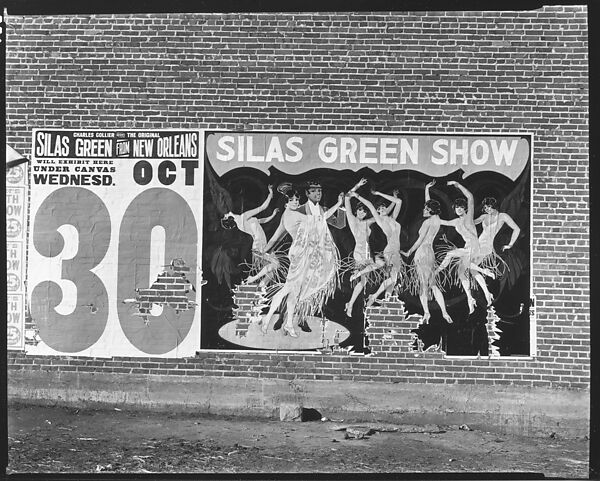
[201,131,532,355]
[27,129,203,358]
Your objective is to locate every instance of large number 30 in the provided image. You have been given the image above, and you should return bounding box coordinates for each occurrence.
[30,187,197,355]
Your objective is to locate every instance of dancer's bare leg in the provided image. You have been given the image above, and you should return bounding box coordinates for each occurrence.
[367,277,394,307]
[431,286,453,324]
[384,271,398,299]
[436,250,461,273]
[473,272,494,306]
[346,279,364,317]
[283,293,298,337]
[386,272,396,297]
[419,288,431,324]
[459,275,476,314]
[261,286,289,334]
[350,259,384,282]
[469,263,495,279]
[247,262,277,285]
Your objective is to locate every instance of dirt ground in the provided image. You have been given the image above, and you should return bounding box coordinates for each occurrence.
[6,403,590,477]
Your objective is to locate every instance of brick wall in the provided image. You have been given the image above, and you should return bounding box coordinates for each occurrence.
[132,259,196,321]
[5,8,589,390]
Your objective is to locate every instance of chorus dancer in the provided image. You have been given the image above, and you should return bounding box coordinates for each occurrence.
[474,196,521,277]
[435,181,495,312]
[401,180,453,324]
[350,189,405,307]
[342,178,378,317]
[221,185,281,286]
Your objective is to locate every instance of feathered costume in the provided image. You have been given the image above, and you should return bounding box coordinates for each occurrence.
[267,207,340,323]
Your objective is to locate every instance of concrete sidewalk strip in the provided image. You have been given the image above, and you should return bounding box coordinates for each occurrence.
[9,371,589,438]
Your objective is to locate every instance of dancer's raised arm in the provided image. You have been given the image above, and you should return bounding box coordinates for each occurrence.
[351,192,377,217]
[447,181,474,220]
[345,178,368,222]
[349,178,368,195]
[372,189,402,219]
[258,207,279,224]
[352,192,390,232]
[325,192,344,219]
[344,193,355,221]
[425,179,435,202]
[242,185,274,220]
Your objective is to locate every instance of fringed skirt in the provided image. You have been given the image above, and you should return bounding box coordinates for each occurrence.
[437,245,477,289]
[355,248,407,297]
[476,250,509,279]
[381,248,407,287]
[339,255,386,289]
[242,247,289,286]
[405,245,444,299]
[267,215,340,322]
[437,241,504,291]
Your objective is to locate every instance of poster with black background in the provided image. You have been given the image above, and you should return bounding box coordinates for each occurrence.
[200,131,531,355]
